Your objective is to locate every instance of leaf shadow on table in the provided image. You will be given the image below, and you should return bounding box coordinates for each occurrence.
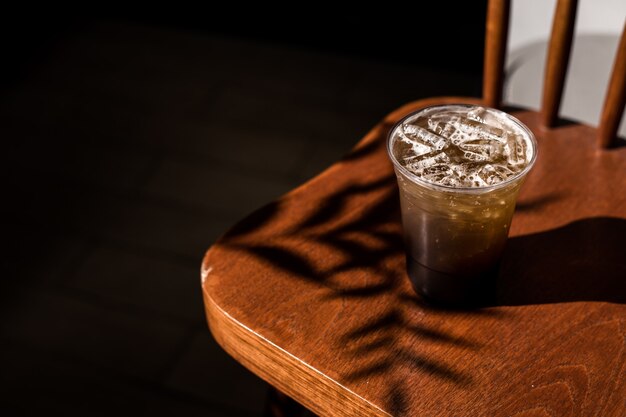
[216,123,626,415]
[222,173,479,414]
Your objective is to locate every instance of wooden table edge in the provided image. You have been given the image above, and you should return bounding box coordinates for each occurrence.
[201,96,488,417]
[202,276,391,417]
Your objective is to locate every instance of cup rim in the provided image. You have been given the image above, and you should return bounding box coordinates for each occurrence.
[386,104,538,194]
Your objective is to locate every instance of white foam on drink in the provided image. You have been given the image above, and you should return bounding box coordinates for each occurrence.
[391,106,534,188]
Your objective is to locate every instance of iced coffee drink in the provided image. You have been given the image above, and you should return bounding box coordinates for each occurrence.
[387,105,537,305]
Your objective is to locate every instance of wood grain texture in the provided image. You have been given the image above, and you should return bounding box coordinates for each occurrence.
[597,22,626,148]
[203,95,626,416]
[541,0,578,127]
[482,0,510,109]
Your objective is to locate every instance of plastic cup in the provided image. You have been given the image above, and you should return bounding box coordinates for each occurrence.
[387,105,537,306]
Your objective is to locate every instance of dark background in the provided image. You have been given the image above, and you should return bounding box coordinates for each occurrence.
[2,6,485,416]
[1,7,486,88]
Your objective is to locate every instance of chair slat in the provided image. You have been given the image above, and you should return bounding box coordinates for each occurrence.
[541,0,578,127]
[597,23,626,148]
[483,0,511,109]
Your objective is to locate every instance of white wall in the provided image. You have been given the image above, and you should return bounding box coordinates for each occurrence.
[508,0,626,51]
[505,0,626,135]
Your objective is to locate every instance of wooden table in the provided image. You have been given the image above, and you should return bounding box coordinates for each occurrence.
[202,98,626,416]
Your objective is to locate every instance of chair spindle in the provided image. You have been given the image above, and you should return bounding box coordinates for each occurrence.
[541,0,578,127]
[597,22,626,148]
[483,0,511,109]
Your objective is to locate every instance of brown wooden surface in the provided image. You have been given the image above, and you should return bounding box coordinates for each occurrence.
[541,0,578,127]
[597,22,626,148]
[203,95,626,416]
[482,0,510,109]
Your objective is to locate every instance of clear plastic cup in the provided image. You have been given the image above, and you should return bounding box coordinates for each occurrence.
[387,104,537,306]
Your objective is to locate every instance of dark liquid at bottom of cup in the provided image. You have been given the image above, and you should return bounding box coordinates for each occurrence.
[407,255,498,308]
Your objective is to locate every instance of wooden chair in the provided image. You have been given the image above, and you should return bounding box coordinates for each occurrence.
[202,0,626,415]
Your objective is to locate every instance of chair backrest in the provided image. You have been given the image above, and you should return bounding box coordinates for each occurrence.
[482,0,626,148]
